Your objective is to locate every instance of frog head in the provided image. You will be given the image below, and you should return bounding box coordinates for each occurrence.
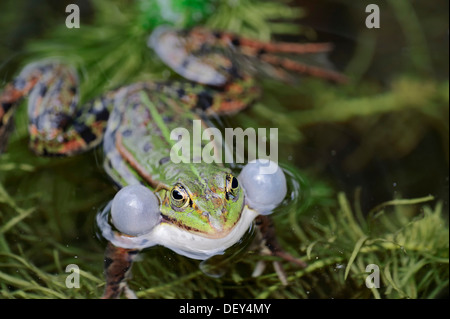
[157,164,245,238]
[107,160,286,243]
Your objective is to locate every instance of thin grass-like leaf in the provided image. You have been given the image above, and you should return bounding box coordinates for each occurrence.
[344,235,368,280]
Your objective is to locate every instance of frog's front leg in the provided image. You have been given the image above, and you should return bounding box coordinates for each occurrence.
[102,242,140,299]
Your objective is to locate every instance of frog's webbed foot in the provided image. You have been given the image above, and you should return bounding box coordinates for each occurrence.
[102,242,140,299]
[253,215,307,286]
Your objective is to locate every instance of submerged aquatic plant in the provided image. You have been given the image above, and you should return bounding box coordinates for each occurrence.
[1,164,447,298]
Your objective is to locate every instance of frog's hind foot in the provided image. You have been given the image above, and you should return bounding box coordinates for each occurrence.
[210,31,348,84]
[257,53,348,84]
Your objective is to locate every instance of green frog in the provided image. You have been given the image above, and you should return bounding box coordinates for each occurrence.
[0,26,345,298]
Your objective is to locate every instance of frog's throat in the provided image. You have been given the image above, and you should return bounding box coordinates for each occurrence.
[99,205,258,260]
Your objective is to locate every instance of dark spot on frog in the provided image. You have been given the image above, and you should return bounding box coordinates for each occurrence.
[212,31,222,38]
[162,115,173,123]
[121,129,132,137]
[231,36,241,47]
[1,102,13,113]
[143,141,152,153]
[195,91,213,110]
[74,122,97,144]
[257,48,267,57]
[226,65,241,79]
[69,86,77,95]
[181,58,190,70]
[176,88,186,98]
[38,83,48,97]
[159,157,170,165]
[95,107,110,122]
[56,113,74,130]
[104,257,113,269]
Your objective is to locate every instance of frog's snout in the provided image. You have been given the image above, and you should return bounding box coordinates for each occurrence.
[206,213,224,233]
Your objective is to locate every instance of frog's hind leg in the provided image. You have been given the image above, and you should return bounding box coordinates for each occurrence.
[150,27,347,87]
[253,215,307,285]
[102,242,140,299]
[0,59,111,156]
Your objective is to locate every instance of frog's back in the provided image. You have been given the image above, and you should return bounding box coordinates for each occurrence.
[103,83,220,188]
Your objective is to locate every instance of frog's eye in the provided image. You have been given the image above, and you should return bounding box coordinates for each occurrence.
[225,174,240,200]
[171,184,190,209]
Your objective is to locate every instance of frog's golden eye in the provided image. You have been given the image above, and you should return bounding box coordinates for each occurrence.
[171,184,190,209]
[226,174,239,200]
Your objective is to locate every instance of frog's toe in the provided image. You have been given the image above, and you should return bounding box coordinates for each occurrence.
[252,259,289,286]
[251,259,289,286]
[273,250,308,269]
[252,248,307,286]
[123,285,138,299]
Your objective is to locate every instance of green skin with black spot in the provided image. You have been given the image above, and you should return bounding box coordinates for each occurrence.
[111,85,246,237]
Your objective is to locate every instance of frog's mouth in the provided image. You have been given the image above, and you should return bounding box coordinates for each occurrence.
[161,211,239,239]
[155,205,259,259]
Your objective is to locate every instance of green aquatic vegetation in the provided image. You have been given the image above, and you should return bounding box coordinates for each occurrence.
[1,162,447,298]
[289,78,449,169]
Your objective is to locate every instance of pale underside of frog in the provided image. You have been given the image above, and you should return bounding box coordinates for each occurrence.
[0,26,345,298]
